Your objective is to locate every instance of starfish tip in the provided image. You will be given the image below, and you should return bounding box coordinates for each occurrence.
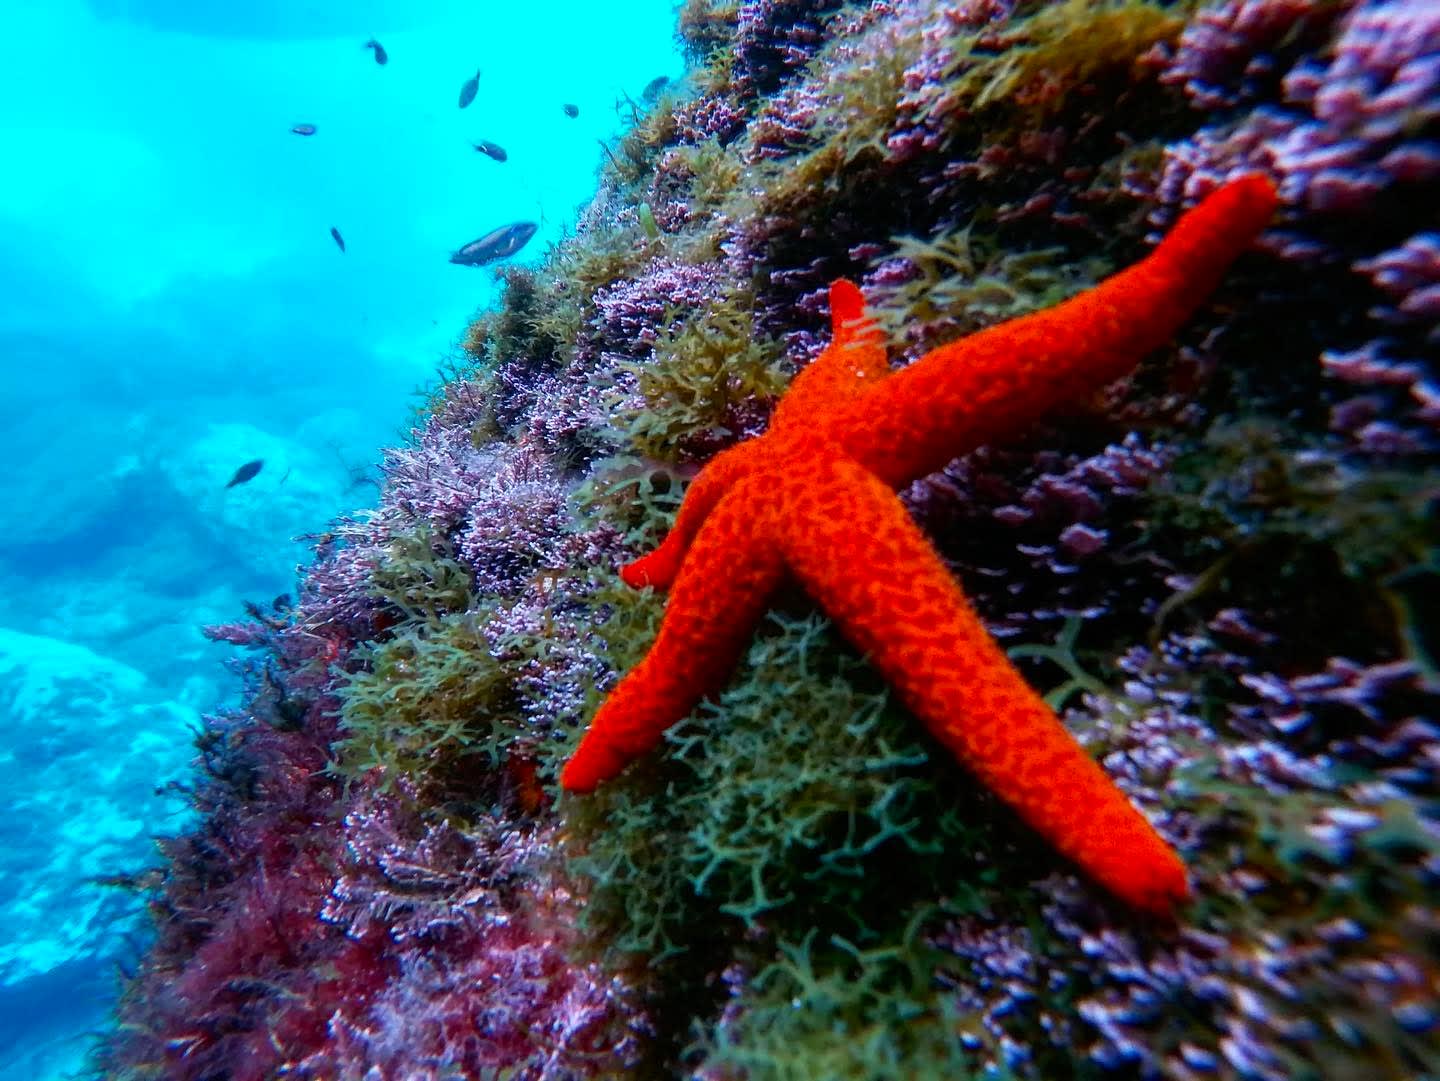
[1116,849,1192,918]
[620,551,668,589]
[1203,172,1281,236]
[559,754,601,794]
[828,277,866,327]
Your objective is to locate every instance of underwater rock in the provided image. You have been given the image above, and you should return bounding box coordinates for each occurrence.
[160,422,349,584]
[0,629,192,988]
[105,0,1440,1076]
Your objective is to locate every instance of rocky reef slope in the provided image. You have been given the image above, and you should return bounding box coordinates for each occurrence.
[103,1,1437,1077]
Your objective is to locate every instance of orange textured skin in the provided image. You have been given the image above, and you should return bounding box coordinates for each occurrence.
[562,176,1278,916]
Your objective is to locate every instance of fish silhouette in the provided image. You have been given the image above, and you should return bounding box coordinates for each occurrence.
[472,139,508,162]
[225,459,264,488]
[363,38,387,65]
[562,103,579,118]
[459,69,480,109]
[448,222,538,266]
[290,123,317,136]
[330,226,346,253]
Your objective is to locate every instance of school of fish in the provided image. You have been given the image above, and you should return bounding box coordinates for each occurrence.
[290,40,658,263]
[228,43,673,486]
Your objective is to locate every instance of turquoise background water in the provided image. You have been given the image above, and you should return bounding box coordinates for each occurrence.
[0,1,680,1074]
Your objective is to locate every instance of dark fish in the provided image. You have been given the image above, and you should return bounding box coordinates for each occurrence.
[448,221,538,266]
[472,139,508,162]
[562,103,579,118]
[290,123,317,136]
[225,459,264,488]
[330,226,346,252]
[458,69,480,109]
[363,38,387,65]
[640,75,669,102]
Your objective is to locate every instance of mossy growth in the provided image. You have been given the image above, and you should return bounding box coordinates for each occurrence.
[925,0,1185,141]
[1151,418,1438,579]
[677,0,740,67]
[808,17,928,167]
[572,455,687,547]
[1141,418,1440,671]
[332,608,523,791]
[675,138,742,220]
[554,218,656,311]
[457,219,655,401]
[691,921,977,1081]
[748,0,1182,206]
[613,290,790,461]
[369,525,478,627]
[557,609,1065,1073]
[461,267,562,372]
[604,127,664,191]
[868,225,1110,349]
[625,100,684,170]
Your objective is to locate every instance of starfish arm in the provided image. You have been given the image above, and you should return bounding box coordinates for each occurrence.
[841,175,1279,487]
[771,279,890,428]
[621,441,761,590]
[780,458,1189,915]
[563,477,787,792]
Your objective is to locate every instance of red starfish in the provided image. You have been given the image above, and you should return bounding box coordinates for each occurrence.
[562,176,1278,916]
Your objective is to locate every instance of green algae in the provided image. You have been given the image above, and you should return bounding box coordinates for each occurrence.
[332,609,518,790]
[692,921,977,1081]
[1007,615,1108,711]
[868,226,1110,349]
[672,138,742,224]
[809,19,922,167]
[554,609,1073,1074]
[677,0,739,65]
[369,525,478,626]
[572,456,686,547]
[908,0,1185,147]
[462,267,562,373]
[1144,418,1440,672]
[1153,418,1438,580]
[614,290,789,461]
[966,0,1184,119]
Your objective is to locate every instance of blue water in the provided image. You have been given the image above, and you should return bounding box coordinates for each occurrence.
[0,1,680,1074]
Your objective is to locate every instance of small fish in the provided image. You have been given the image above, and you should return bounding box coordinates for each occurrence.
[449,221,538,266]
[363,38,387,65]
[458,69,480,109]
[472,139,508,162]
[640,75,670,102]
[225,459,264,488]
[562,102,579,118]
[290,123,317,136]
[330,226,346,252]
